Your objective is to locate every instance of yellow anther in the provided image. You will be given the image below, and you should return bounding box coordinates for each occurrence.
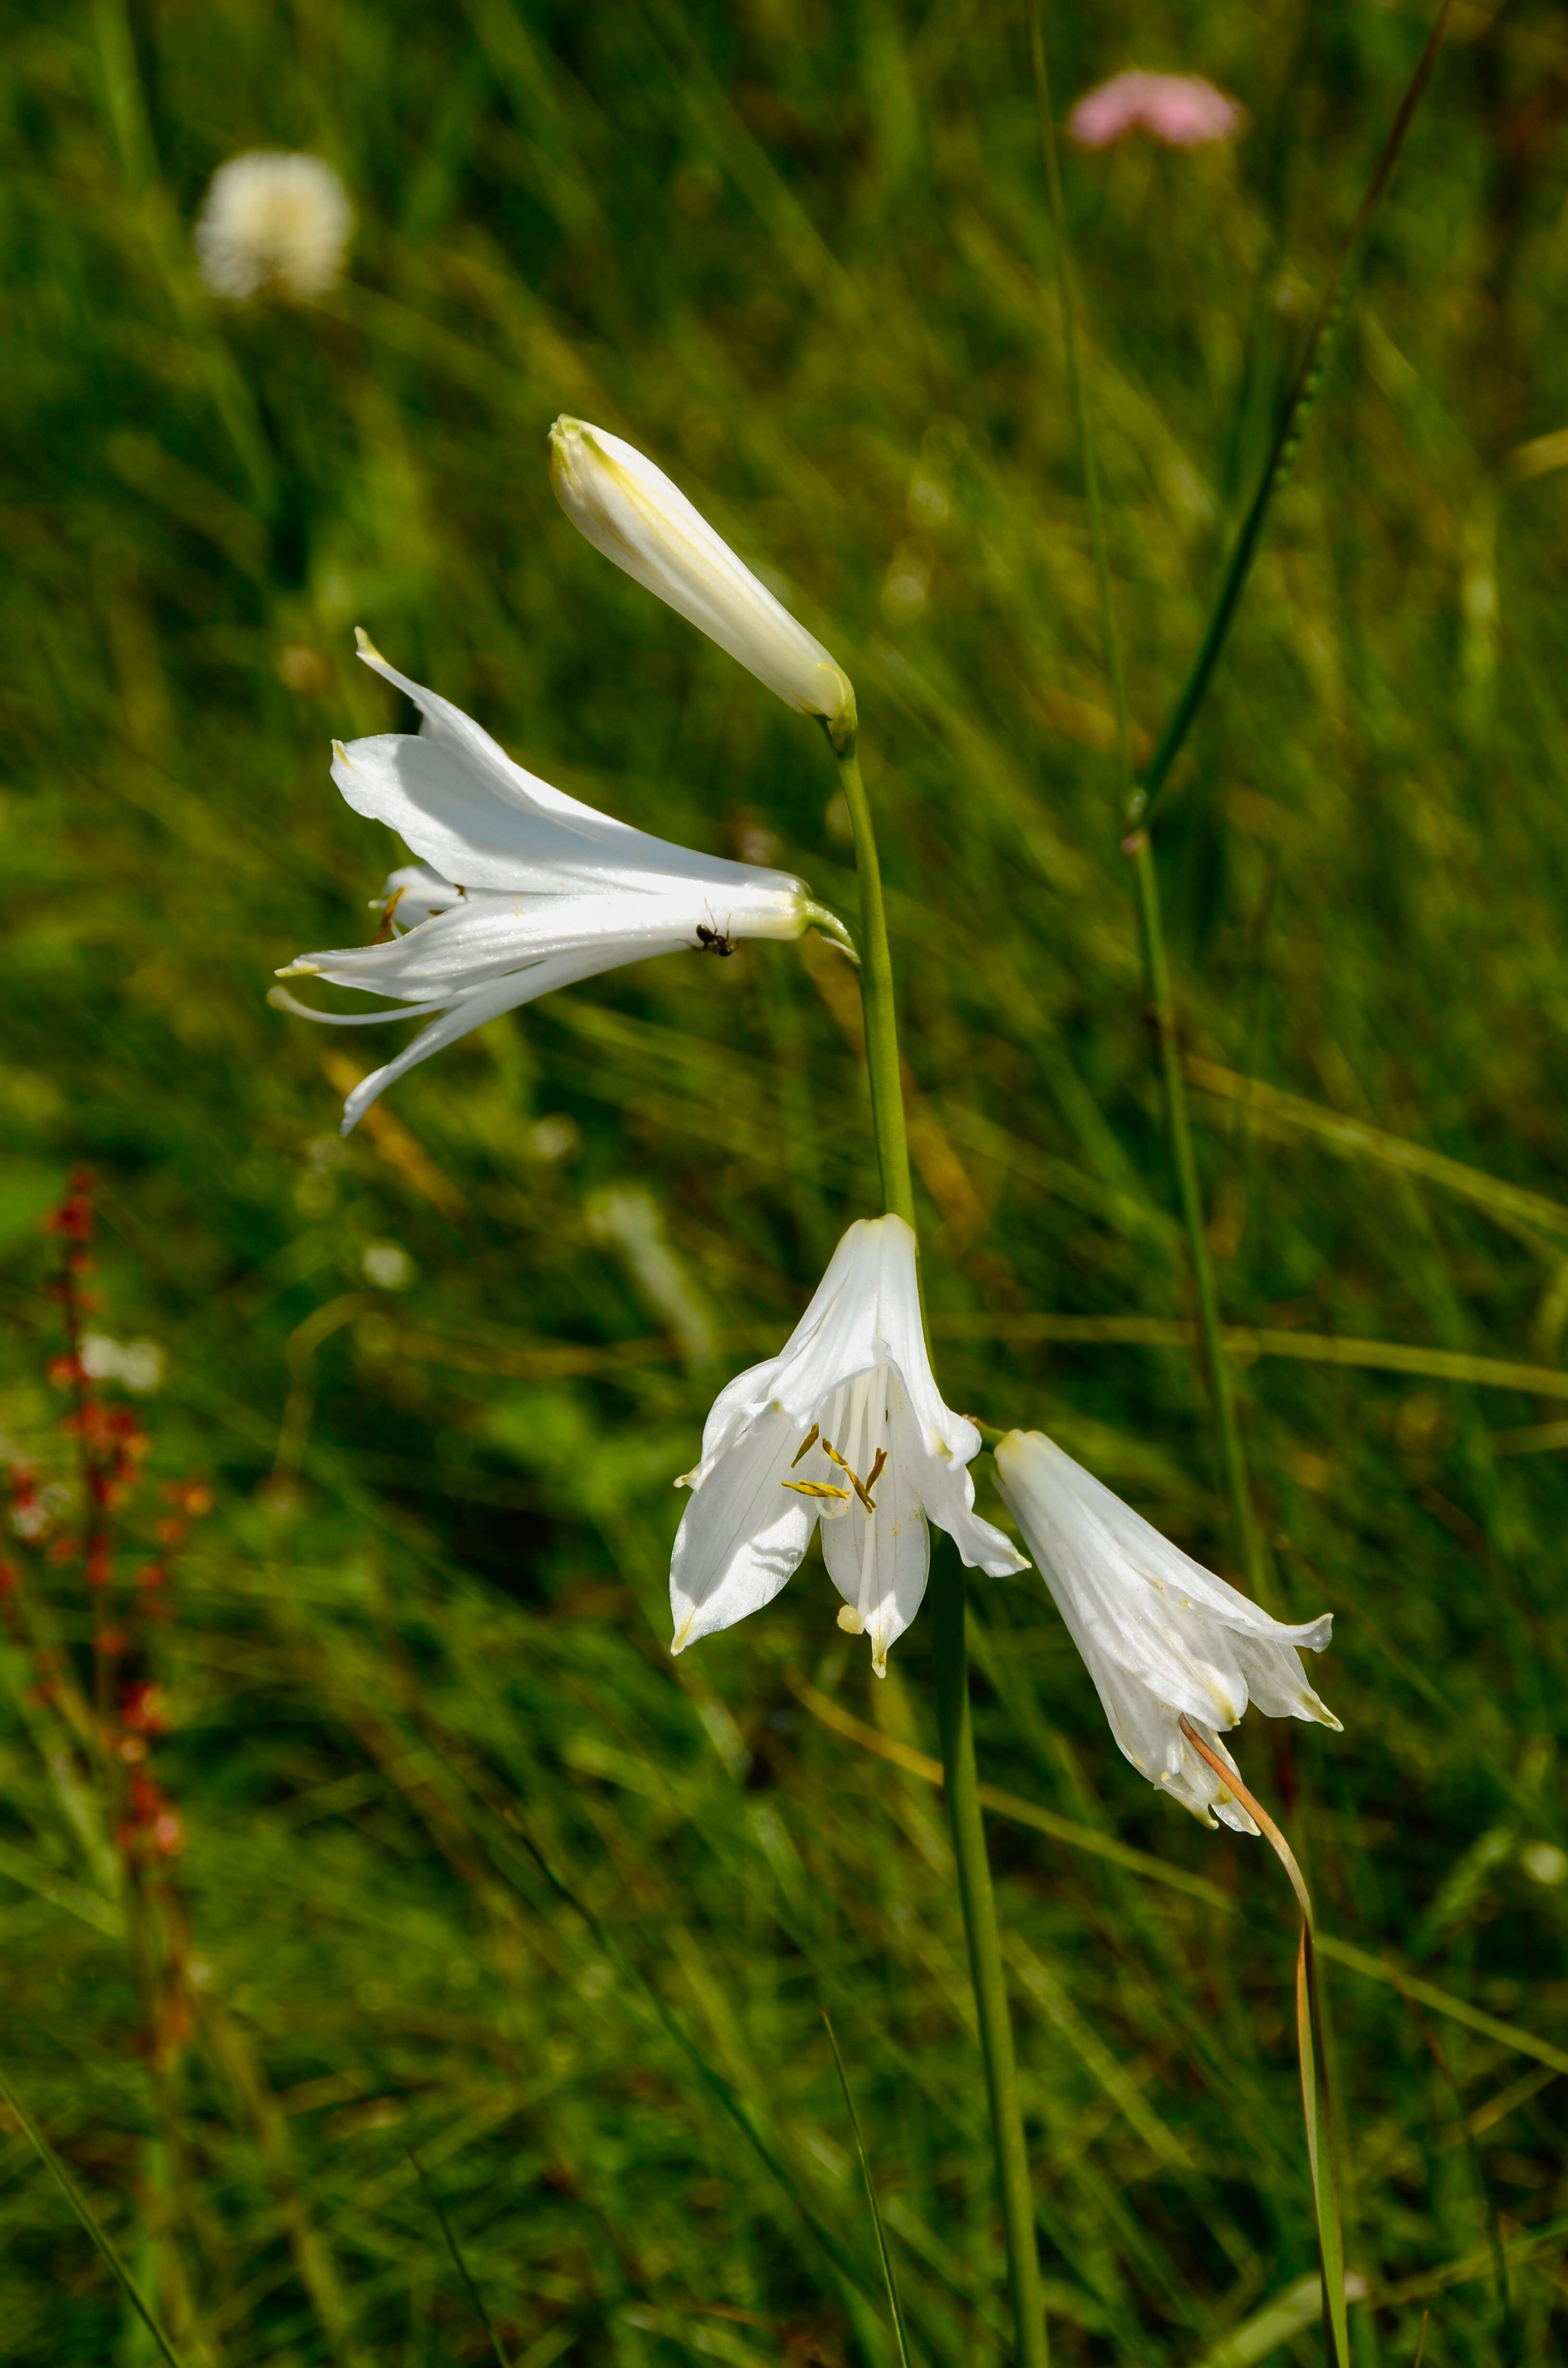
[822,1436,880,1514]
[782,1479,852,1501]
[790,1424,821,1470]
[372,885,405,945]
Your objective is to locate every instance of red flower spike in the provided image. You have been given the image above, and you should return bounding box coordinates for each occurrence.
[43,1195,94,1245]
[120,1681,167,1735]
[136,1564,167,1591]
[48,1356,84,1391]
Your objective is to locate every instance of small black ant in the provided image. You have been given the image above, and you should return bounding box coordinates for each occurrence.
[695,923,735,957]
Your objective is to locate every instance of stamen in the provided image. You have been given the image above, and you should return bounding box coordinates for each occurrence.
[782,1480,852,1501]
[821,1436,879,1514]
[790,1424,821,1469]
[372,885,405,945]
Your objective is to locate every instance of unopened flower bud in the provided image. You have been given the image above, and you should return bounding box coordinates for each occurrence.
[549,417,854,736]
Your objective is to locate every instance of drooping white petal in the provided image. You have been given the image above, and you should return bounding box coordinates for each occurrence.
[670,1407,816,1655]
[549,419,854,730]
[287,881,808,1003]
[669,1217,1026,1673]
[335,635,813,898]
[995,1430,1338,1832]
[815,1365,932,1676]
[336,938,689,1135]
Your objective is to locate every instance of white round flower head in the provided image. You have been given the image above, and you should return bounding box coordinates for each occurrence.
[994,1430,1340,1835]
[274,632,841,1134]
[671,1215,1027,1676]
[549,417,855,735]
[195,152,353,303]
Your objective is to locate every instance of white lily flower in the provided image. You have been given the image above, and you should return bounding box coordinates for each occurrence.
[671,1215,1027,1676]
[275,634,837,1134]
[994,1431,1340,1834]
[549,417,855,735]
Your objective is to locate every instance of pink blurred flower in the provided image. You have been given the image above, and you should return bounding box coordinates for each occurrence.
[1069,71,1242,150]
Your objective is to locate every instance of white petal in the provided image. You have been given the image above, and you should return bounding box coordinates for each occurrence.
[550,419,852,727]
[994,1429,1338,1832]
[292,883,803,1002]
[335,939,684,1134]
[337,640,816,898]
[670,1408,817,1653]
[817,1373,931,1677]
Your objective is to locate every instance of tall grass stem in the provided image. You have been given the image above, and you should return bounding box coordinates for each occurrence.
[1031,13,1267,1600]
[931,1564,1049,2367]
[1130,836,1268,1597]
[1128,0,1452,828]
[408,2148,514,2368]
[821,2009,915,2368]
[0,2054,187,2368]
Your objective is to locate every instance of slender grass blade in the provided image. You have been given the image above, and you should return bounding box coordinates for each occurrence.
[0,2056,187,2368]
[821,2008,914,2368]
[408,2147,514,2368]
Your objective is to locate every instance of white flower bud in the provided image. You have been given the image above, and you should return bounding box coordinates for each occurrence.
[549,418,854,734]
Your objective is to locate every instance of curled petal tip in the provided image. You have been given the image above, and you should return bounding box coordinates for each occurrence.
[353,625,386,663]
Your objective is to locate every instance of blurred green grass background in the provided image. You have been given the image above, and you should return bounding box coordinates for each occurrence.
[6,0,1568,2359]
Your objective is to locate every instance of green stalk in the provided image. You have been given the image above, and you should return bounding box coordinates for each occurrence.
[0,2054,187,2368]
[830,739,916,1231]
[1032,3,1451,1585]
[1030,15,1266,1600]
[1128,834,1266,1595]
[828,721,1047,2368]
[1127,0,1452,830]
[1180,1722,1351,2368]
[931,1564,1049,2368]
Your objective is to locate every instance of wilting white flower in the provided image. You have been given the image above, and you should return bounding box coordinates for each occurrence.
[549,417,854,735]
[994,1431,1339,1832]
[671,1216,1027,1676]
[195,151,353,303]
[275,634,841,1134]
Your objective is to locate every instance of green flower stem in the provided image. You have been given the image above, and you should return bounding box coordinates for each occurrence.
[1128,832,1266,1599]
[932,1563,1050,2368]
[829,724,1047,2368]
[1180,1721,1351,2368]
[831,740,916,1231]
